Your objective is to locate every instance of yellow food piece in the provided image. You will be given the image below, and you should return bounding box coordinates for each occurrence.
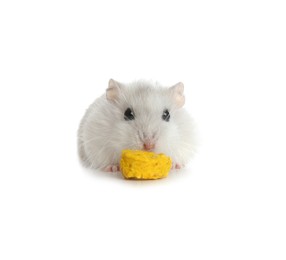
[120,150,172,180]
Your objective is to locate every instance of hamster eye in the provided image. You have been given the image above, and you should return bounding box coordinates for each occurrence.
[162,109,170,122]
[124,108,135,121]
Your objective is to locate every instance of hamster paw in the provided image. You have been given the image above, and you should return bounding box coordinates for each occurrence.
[172,163,184,170]
[104,165,120,172]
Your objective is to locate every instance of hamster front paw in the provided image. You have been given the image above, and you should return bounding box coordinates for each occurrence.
[172,163,184,170]
[104,165,120,172]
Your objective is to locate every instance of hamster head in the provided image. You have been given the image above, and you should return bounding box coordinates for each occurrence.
[105,79,191,163]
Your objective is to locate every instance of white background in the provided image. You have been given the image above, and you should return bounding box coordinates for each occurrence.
[0,0,285,259]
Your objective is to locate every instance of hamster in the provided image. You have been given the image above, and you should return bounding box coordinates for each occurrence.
[77,79,196,172]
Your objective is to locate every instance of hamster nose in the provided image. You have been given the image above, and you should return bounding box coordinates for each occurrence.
[143,142,155,151]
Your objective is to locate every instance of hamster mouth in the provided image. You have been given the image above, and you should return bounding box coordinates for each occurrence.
[143,142,155,151]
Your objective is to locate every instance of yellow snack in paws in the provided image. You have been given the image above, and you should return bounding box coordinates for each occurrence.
[120,150,172,180]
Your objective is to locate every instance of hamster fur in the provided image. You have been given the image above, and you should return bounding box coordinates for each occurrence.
[78,79,196,172]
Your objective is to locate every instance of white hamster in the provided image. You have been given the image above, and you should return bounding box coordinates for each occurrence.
[78,79,196,172]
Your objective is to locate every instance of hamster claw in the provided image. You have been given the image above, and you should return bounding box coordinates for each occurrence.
[104,165,120,172]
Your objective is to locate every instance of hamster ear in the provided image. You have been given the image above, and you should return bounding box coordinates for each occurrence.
[170,82,185,108]
[106,79,121,102]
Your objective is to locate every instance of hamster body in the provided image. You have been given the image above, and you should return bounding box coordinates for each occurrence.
[78,79,196,171]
